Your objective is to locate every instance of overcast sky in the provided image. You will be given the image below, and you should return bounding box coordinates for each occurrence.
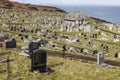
[10,0,120,6]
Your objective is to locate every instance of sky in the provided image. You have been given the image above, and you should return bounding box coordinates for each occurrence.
[10,0,120,6]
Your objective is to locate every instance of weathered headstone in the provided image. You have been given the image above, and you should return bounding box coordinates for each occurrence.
[115,53,118,58]
[83,49,89,54]
[97,52,104,65]
[118,53,120,58]
[114,53,120,58]
[11,38,16,48]
[6,38,16,49]
[29,42,39,51]
[93,50,98,55]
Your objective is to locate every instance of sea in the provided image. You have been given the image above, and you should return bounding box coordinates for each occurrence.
[56,5,120,24]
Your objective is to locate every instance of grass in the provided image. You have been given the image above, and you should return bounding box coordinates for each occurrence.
[55,29,119,46]
[0,37,119,80]
[0,26,120,54]
[0,39,119,80]
[93,38,119,45]
[0,48,120,80]
[0,28,95,51]
[100,27,120,35]
[41,47,120,62]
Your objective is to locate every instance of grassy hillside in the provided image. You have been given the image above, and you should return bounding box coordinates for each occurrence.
[0,6,120,80]
[0,0,65,12]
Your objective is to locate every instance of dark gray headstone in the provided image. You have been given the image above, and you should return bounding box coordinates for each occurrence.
[29,42,39,51]
[30,49,47,73]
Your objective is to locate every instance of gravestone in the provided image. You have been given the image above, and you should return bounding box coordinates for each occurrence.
[6,38,16,49]
[29,42,47,73]
[80,48,84,53]
[115,53,118,58]
[118,53,120,58]
[40,40,48,46]
[11,38,16,48]
[83,49,89,54]
[29,42,39,52]
[114,39,119,42]
[28,36,33,41]
[6,41,11,49]
[0,37,4,42]
[114,35,117,39]
[114,53,120,58]
[93,50,98,55]
[60,25,63,31]
[24,38,30,43]
[97,52,104,65]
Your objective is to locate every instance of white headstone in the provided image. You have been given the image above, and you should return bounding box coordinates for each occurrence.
[118,53,120,58]
[28,35,33,41]
[24,38,30,43]
[60,25,63,31]
[97,52,104,65]
[113,39,119,42]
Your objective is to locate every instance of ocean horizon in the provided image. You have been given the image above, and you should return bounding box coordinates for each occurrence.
[55,5,120,24]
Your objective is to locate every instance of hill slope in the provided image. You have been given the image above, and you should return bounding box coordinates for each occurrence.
[0,0,65,12]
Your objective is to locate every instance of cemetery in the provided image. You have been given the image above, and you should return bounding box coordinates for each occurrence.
[0,8,120,80]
